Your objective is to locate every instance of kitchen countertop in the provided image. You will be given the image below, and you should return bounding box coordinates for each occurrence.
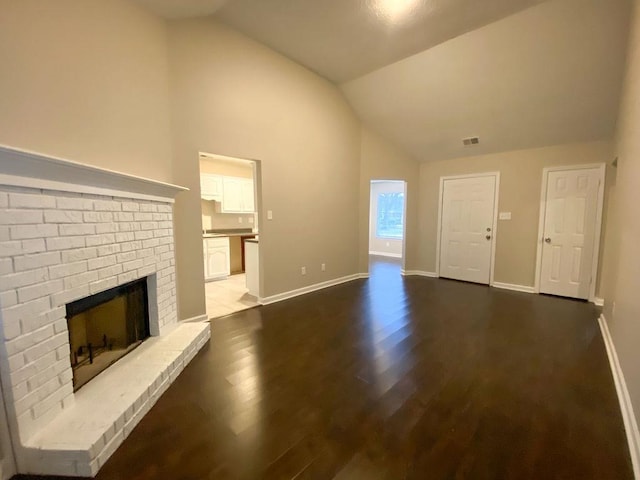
[203,229,257,238]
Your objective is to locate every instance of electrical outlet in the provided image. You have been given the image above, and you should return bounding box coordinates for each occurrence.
[267,210,273,220]
[321,263,326,271]
[301,266,306,275]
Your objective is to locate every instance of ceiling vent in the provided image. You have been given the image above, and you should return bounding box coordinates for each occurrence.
[462,136,480,146]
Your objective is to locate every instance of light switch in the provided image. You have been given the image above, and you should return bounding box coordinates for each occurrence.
[267,210,273,220]
[499,212,512,220]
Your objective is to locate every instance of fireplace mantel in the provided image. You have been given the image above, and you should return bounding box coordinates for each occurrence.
[0,145,188,203]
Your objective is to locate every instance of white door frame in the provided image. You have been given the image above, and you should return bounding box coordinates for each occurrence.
[435,172,501,285]
[533,163,606,302]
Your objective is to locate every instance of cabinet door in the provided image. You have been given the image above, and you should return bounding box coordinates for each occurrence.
[222,177,243,212]
[241,179,255,212]
[200,174,223,200]
[207,247,230,279]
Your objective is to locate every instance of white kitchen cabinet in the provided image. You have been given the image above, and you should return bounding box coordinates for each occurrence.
[203,237,230,281]
[222,177,255,213]
[200,174,223,201]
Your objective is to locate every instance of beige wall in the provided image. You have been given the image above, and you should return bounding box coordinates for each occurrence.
[199,157,253,178]
[417,141,614,290]
[0,0,173,182]
[359,127,420,273]
[168,19,361,316]
[604,0,640,418]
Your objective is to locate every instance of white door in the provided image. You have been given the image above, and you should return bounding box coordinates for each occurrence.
[539,168,601,299]
[439,175,497,284]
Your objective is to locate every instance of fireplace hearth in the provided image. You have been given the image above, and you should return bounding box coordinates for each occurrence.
[66,278,150,390]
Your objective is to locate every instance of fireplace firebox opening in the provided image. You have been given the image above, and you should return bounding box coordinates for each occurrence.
[66,278,150,391]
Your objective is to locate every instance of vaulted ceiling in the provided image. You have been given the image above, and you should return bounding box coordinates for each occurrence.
[133,0,631,162]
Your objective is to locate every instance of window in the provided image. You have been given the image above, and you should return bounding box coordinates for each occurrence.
[376,192,404,239]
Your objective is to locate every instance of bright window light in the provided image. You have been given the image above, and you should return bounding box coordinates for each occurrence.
[376,192,404,239]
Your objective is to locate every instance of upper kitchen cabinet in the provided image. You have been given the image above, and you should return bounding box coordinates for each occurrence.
[222,177,255,213]
[200,173,223,201]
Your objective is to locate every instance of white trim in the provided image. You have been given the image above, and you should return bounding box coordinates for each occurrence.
[259,274,363,305]
[181,314,209,323]
[369,251,402,258]
[598,314,640,479]
[435,171,500,285]
[0,144,187,202]
[491,282,536,294]
[594,297,605,307]
[401,270,438,278]
[534,163,605,301]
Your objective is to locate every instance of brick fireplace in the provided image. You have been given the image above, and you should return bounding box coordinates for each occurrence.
[0,146,210,477]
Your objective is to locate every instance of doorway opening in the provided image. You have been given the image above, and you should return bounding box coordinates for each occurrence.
[199,152,261,319]
[368,180,406,269]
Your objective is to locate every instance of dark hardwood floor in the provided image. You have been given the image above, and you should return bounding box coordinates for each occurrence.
[17,257,633,479]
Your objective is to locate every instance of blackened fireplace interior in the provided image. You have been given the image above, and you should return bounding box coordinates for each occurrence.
[66,278,150,391]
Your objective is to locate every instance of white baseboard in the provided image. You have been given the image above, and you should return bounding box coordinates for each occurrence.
[594,297,605,307]
[598,314,640,479]
[401,270,438,278]
[491,282,536,294]
[369,251,402,258]
[259,274,363,305]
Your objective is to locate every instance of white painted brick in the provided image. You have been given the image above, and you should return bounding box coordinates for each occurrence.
[0,290,18,308]
[10,362,37,386]
[114,212,134,222]
[20,313,51,338]
[118,271,138,285]
[85,234,115,247]
[0,227,9,241]
[50,284,90,307]
[83,211,114,223]
[117,251,137,263]
[97,244,121,256]
[115,232,135,243]
[1,268,49,290]
[49,261,87,280]
[22,238,47,254]
[59,224,96,237]
[158,221,173,229]
[134,231,153,241]
[136,249,154,260]
[23,332,67,365]
[61,247,98,263]
[14,251,61,272]
[139,203,158,213]
[55,343,70,361]
[122,259,143,272]
[7,352,26,372]
[46,235,86,251]
[0,210,43,225]
[63,271,98,290]
[137,266,156,278]
[0,257,13,275]
[120,241,142,253]
[117,222,138,232]
[17,279,63,303]
[89,277,119,294]
[0,241,22,257]
[93,200,121,212]
[121,202,139,212]
[56,196,94,210]
[1,314,21,340]
[87,255,116,271]
[10,224,58,240]
[4,324,55,358]
[142,256,156,268]
[44,210,83,224]
[139,221,159,231]
[9,193,56,209]
[0,193,7,208]
[142,238,160,249]
[97,264,123,281]
[134,213,153,222]
[152,213,169,221]
[157,204,172,213]
[96,223,118,234]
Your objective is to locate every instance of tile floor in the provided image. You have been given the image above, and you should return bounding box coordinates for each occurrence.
[205,273,259,319]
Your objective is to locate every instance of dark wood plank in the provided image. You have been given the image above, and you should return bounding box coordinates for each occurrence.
[14,257,633,480]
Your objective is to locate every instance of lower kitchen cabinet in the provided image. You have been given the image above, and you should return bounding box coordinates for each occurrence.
[203,237,230,281]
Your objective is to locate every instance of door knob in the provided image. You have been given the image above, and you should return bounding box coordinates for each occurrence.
[544,237,551,243]
[486,235,491,240]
